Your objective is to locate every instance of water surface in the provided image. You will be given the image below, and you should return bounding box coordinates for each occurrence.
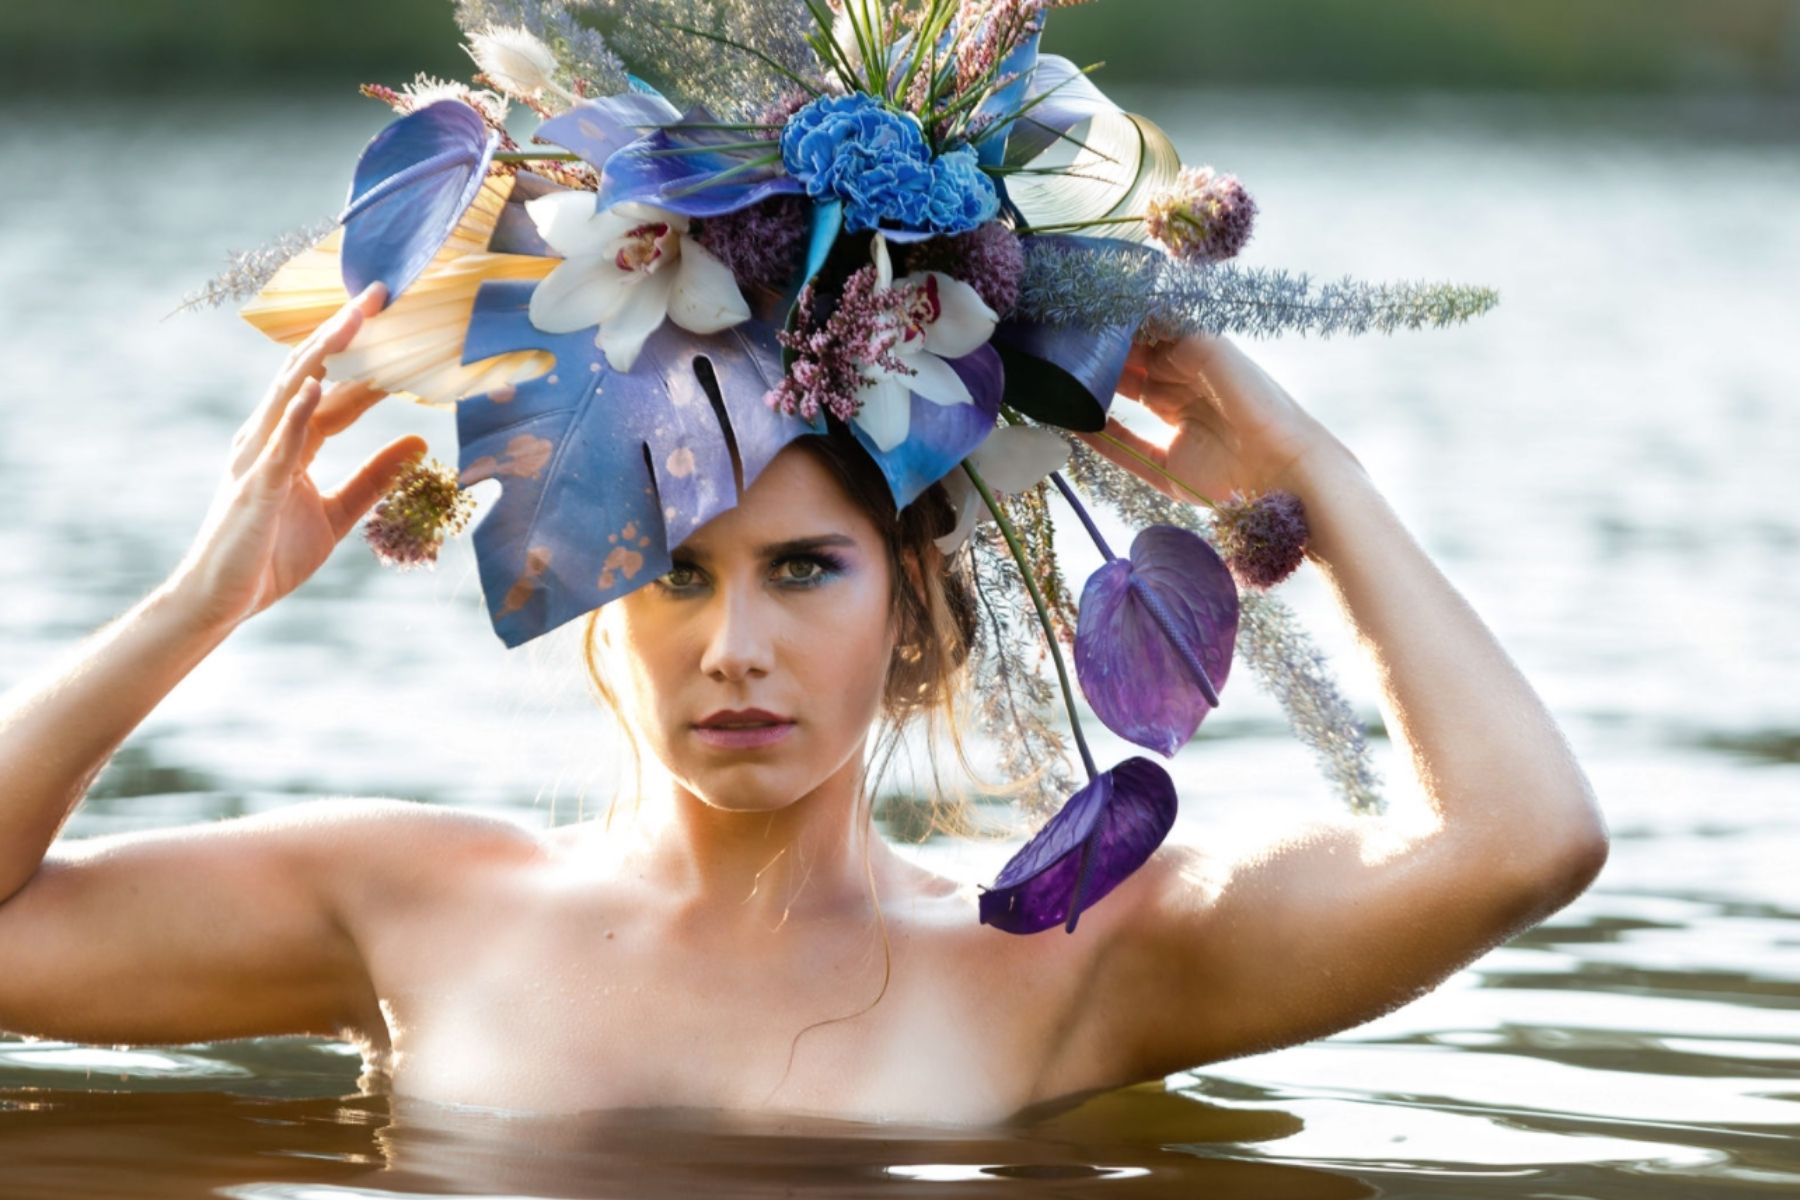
[1,87,1796,1197]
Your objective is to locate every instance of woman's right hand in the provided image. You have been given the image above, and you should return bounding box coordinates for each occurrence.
[167,282,429,631]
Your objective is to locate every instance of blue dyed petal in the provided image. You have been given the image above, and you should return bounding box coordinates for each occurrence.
[849,344,1003,509]
[596,105,802,219]
[488,170,565,257]
[455,280,820,649]
[533,92,682,174]
[1075,525,1240,756]
[978,758,1178,935]
[994,235,1155,431]
[971,28,1042,167]
[339,100,498,305]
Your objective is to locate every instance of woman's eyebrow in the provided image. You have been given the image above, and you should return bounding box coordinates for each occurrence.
[755,533,859,557]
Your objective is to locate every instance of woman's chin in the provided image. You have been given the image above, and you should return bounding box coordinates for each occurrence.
[675,760,815,813]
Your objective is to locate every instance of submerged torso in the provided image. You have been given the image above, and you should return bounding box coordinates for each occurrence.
[344,818,1112,1126]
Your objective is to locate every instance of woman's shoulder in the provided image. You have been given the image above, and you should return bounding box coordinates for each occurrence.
[280,795,544,848]
[275,796,548,902]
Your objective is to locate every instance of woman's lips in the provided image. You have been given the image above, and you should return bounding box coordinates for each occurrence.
[691,710,796,750]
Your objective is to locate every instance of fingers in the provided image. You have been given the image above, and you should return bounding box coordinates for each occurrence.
[249,376,325,492]
[1114,358,1147,402]
[231,282,387,475]
[1077,417,1167,480]
[1115,342,1150,401]
[298,378,392,464]
[322,435,430,541]
[310,378,389,439]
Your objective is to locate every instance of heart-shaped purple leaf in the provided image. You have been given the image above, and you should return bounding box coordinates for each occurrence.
[338,100,498,304]
[978,757,1178,935]
[847,344,1003,509]
[1075,525,1239,756]
[455,278,819,648]
[595,105,802,219]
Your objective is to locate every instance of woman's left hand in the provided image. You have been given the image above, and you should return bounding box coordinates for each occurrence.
[1083,331,1342,506]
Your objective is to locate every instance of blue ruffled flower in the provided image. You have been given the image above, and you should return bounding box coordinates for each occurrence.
[780,93,999,236]
[925,147,1000,233]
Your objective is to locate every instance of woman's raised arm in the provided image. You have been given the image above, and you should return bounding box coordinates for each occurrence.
[1037,333,1609,1099]
[0,283,451,1046]
[0,282,409,904]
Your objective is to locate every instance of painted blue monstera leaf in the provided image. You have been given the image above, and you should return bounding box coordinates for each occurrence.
[455,279,820,648]
[338,99,498,305]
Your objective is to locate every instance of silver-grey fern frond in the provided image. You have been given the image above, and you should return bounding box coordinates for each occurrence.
[967,531,1078,822]
[578,0,820,119]
[166,216,338,319]
[1013,240,1498,341]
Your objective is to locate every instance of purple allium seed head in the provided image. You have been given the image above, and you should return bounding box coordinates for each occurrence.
[902,220,1024,316]
[363,456,477,570]
[1212,489,1309,588]
[691,193,809,292]
[1145,164,1258,264]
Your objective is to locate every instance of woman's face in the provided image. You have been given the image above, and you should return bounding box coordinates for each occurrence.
[596,443,897,811]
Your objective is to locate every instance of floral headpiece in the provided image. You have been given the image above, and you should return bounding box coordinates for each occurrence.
[198,0,1498,936]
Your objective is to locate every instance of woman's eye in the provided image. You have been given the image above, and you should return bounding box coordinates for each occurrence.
[775,555,834,586]
[659,563,704,591]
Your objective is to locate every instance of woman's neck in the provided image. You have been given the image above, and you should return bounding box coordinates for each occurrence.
[610,750,898,935]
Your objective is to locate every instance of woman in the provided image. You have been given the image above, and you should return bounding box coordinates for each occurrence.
[0,282,1608,1125]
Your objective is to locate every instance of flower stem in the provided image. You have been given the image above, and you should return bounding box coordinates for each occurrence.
[964,460,1098,780]
[1048,472,1115,561]
[493,150,583,163]
[1093,430,1219,512]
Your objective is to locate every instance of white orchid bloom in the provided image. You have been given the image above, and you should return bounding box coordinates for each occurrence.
[524,193,752,373]
[852,232,999,452]
[934,425,1072,555]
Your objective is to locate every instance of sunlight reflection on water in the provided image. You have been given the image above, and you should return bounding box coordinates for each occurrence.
[0,86,1797,1197]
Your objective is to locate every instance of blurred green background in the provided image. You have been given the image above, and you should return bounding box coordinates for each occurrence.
[3,0,1798,95]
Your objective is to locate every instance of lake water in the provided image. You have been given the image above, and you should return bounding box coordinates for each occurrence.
[1,86,1797,1197]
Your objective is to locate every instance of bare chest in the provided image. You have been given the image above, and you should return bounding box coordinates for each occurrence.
[359,877,1085,1125]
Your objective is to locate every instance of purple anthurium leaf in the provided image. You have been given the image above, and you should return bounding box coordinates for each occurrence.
[979,757,1178,935]
[338,100,499,305]
[848,343,1003,509]
[455,278,819,648]
[533,91,682,173]
[594,105,802,219]
[1075,525,1240,756]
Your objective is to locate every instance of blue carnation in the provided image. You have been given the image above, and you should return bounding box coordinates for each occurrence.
[780,94,1000,237]
[924,147,1000,234]
[781,94,928,200]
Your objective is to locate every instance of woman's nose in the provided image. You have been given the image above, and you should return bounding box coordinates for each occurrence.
[698,582,775,682]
